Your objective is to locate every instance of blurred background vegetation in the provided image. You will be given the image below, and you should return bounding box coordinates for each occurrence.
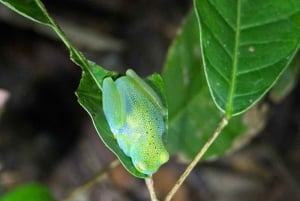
[0,0,300,200]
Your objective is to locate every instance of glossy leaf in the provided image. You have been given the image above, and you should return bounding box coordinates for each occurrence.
[194,0,300,117]
[163,10,246,159]
[0,183,54,201]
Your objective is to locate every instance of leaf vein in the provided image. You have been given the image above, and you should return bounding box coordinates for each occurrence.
[206,56,231,84]
[240,39,296,46]
[234,88,265,98]
[207,0,236,31]
[225,0,241,117]
[203,22,233,59]
[241,9,300,30]
[237,56,290,76]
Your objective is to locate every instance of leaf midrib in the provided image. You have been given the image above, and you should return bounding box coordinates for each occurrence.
[226,0,241,118]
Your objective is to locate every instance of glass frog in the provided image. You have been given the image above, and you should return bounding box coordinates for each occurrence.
[102,69,169,175]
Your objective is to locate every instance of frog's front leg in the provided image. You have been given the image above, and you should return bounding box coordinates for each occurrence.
[103,77,132,156]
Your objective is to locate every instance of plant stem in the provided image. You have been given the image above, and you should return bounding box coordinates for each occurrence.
[164,116,228,201]
[145,176,159,201]
[61,159,120,201]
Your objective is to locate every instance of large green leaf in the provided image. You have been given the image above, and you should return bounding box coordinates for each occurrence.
[163,10,246,159]
[0,0,148,178]
[194,0,300,117]
[0,183,54,201]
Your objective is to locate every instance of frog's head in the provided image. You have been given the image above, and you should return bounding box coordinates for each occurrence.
[131,138,169,175]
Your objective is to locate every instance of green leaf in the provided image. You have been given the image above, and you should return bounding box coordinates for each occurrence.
[0,183,54,201]
[163,10,246,159]
[194,0,300,117]
[0,0,149,177]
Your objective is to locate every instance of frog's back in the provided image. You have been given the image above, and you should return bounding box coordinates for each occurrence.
[115,77,165,138]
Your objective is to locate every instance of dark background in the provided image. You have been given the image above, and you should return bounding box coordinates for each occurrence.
[0,1,300,201]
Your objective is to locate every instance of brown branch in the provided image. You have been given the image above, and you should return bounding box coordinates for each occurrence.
[164,116,228,201]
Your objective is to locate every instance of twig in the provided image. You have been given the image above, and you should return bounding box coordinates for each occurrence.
[164,116,228,201]
[145,176,159,201]
[61,159,120,201]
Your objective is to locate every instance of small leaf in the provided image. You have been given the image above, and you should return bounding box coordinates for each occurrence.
[163,10,246,159]
[0,183,54,201]
[195,0,300,117]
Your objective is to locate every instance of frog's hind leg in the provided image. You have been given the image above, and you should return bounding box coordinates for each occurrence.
[103,77,126,132]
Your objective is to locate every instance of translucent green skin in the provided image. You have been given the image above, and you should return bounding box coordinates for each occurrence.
[103,69,169,175]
